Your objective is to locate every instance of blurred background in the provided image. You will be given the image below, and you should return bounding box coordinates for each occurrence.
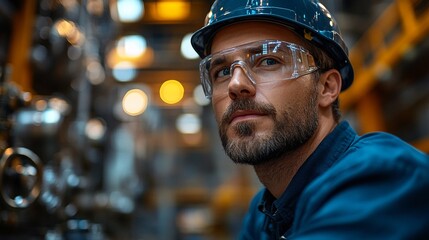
[0,0,428,239]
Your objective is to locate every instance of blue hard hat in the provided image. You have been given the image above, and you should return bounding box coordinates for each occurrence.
[191,0,354,91]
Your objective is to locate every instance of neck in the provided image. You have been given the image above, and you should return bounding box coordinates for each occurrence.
[254,119,338,198]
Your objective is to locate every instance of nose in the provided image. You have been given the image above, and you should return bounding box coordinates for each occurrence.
[227,62,256,100]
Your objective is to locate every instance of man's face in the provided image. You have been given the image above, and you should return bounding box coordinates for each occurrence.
[209,22,320,165]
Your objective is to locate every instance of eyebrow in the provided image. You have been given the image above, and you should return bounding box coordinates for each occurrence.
[247,46,265,55]
[210,55,227,67]
[210,45,266,67]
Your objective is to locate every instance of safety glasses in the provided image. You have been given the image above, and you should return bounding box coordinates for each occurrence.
[199,40,319,98]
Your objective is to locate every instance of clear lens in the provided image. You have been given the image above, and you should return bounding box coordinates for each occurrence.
[199,40,318,98]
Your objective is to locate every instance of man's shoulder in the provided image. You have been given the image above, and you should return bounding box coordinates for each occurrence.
[291,132,429,238]
[303,130,429,207]
[342,130,429,169]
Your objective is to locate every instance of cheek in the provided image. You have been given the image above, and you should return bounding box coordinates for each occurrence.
[258,86,296,107]
[212,99,228,123]
[258,80,313,105]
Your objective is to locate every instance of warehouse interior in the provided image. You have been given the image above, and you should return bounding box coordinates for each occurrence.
[0,0,428,239]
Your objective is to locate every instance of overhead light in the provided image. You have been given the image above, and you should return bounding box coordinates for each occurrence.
[181,33,199,60]
[176,113,201,134]
[107,44,154,69]
[116,0,144,22]
[159,80,184,104]
[116,35,147,58]
[122,89,149,116]
[149,0,190,21]
[112,61,137,82]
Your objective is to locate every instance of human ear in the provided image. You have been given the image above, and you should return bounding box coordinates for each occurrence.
[318,69,342,107]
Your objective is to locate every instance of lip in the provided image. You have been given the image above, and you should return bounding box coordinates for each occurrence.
[229,110,266,124]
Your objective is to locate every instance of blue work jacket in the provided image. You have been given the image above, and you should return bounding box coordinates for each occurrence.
[239,121,429,239]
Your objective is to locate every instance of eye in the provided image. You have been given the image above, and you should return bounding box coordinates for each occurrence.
[215,67,231,79]
[260,58,279,66]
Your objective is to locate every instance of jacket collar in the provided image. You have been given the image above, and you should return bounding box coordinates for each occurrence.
[258,121,357,224]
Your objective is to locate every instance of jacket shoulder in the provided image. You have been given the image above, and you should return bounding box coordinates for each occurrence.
[291,132,429,238]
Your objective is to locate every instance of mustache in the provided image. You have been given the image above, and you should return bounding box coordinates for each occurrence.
[220,99,277,125]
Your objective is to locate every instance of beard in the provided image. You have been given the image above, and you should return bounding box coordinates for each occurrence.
[218,89,319,166]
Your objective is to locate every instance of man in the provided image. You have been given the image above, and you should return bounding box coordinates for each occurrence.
[191,0,429,239]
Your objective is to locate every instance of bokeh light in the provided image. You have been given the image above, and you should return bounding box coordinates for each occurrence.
[176,113,201,134]
[112,61,137,82]
[85,118,106,141]
[151,1,190,21]
[181,33,199,60]
[159,80,184,104]
[122,89,149,116]
[116,0,144,22]
[193,85,210,106]
[116,35,147,58]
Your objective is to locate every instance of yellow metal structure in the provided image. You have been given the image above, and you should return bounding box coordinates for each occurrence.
[341,0,429,152]
[7,1,37,92]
